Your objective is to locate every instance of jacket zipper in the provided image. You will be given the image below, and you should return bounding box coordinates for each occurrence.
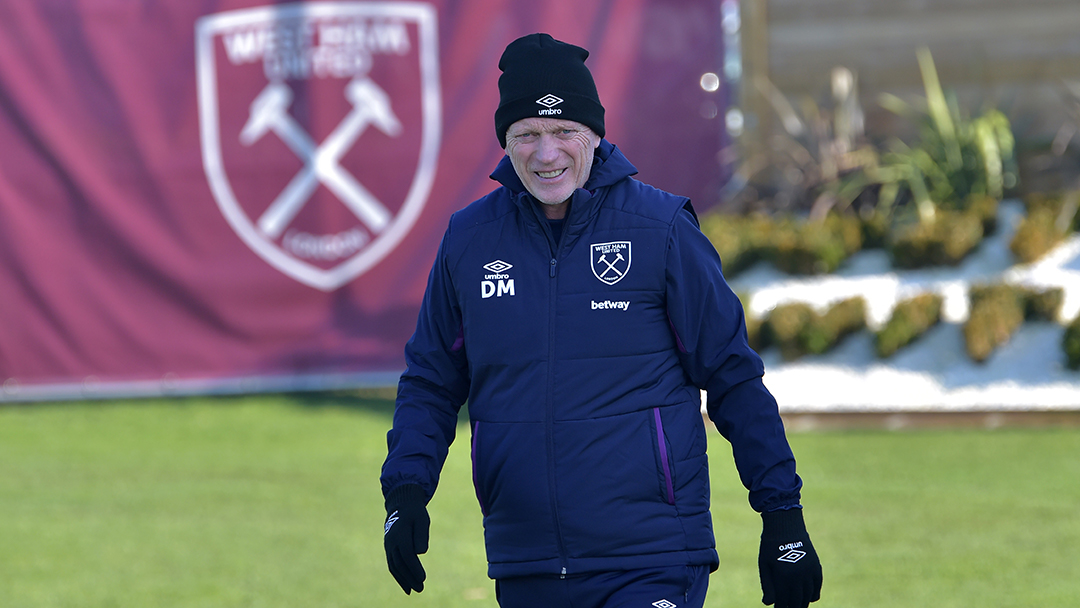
[533,193,571,577]
[546,254,568,575]
[538,192,585,577]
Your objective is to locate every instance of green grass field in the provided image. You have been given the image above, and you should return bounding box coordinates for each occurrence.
[2,393,1078,607]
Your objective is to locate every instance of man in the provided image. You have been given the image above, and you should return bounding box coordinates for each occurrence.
[381,33,822,608]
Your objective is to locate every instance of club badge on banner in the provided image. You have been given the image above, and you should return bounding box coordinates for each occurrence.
[196,2,442,291]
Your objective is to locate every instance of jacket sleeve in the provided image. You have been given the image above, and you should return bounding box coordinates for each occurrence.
[665,206,802,512]
[380,225,471,503]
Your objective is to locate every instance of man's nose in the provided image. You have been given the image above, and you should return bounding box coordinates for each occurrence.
[536,134,561,162]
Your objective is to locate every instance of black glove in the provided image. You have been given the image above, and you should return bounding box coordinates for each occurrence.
[384,484,429,594]
[758,508,822,608]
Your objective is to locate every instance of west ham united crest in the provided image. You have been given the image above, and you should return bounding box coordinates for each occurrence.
[195,2,441,290]
[591,241,631,285]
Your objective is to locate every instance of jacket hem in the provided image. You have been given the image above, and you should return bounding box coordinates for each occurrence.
[487,548,719,579]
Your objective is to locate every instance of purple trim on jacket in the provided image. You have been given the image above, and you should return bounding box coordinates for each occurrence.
[654,408,676,505]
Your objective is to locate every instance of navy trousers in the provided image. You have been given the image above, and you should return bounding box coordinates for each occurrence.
[495,565,710,608]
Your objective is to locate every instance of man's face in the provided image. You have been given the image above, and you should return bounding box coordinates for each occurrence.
[504,118,601,207]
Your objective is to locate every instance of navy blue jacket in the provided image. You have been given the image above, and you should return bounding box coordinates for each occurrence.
[381,140,801,579]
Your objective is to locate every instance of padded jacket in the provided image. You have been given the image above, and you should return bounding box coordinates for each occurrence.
[381,140,801,579]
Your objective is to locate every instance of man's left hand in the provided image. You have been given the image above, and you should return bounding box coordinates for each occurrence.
[758,508,822,608]
[384,484,429,595]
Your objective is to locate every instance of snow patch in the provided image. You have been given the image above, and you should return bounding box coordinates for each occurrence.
[725,200,1080,412]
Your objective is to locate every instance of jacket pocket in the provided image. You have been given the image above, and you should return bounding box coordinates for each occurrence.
[470,420,489,517]
[652,407,676,505]
[554,413,684,560]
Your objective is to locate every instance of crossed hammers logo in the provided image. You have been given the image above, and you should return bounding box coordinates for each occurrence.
[239,77,402,239]
[591,242,631,285]
[596,252,626,280]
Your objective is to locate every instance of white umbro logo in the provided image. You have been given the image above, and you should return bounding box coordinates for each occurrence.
[482,260,514,299]
[384,510,399,536]
[536,94,564,108]
[483,260,513,273]
[778,549,807,563]
[652,600,677,608]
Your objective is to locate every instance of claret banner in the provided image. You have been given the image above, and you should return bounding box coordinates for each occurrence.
[0,0,728,401]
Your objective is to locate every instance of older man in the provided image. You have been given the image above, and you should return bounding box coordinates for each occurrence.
[381,33,822,608]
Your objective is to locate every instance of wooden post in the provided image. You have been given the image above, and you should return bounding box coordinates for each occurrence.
[739,0,771,157]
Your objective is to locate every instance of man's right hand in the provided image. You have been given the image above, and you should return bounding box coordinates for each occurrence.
[384,484,430,594]
[758,508,822,608]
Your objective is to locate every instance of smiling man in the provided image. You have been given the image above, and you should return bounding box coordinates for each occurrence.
[381,33,823,608]
[503,118,600,218]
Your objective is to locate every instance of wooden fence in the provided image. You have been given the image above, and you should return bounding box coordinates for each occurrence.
[739,0,1080,150]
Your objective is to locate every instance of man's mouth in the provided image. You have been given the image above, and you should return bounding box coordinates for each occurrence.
[536,168,566,179]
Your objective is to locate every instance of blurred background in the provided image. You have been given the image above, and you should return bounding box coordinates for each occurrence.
[1,1,1079,607]
[2,0,1079,406]
[2,0,1080,405]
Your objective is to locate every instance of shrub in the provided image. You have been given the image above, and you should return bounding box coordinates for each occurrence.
[888,210,983,268]
[1010,207,1066,264]
[803,297,867,355]
[1021,286,1065,322]
[859,210,890,249]
[763,302,817,360]
[1024,191,1079,225]
[716,67,882,217]
[763,297,868,360]
[700,213,767,278]
[1010,192,1078,264]
[1064,316,1080,370]
[745,314,764,352]
[771,226,837,275]
[960,284,1061,362]
[701,214,747,277]
[701,212,864,277]
[967,194,999,236]
[736,291,764,352]
[876,293,943,357]
[875,47,1017,219]
[823,296,868,339]
[968,283,1020,307]
[829,213,866,258]
[964,284,1025,363]
[769,214,864,275]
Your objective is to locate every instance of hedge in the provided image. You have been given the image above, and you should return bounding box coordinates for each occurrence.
[964,284,1026,363]
[1065,315,1080,370]
[963,284,1065,363]
[700,212,863,278]
[1010,192,1079,264]
[876,293,944,358]
[760,297,868,361]
[888,211,984,269]
[741,287,1076,368]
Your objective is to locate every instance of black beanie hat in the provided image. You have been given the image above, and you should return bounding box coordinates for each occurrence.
[494,33,605,148]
